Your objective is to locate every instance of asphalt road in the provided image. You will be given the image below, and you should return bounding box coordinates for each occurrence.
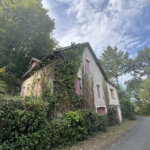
[106,116,150,150]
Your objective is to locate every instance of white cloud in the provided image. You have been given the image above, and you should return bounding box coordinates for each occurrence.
[42,0,150,83]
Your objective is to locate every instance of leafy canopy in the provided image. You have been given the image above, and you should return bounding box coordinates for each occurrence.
[99,46,132,87]
[0,0,57,77]
[132,47,150,77]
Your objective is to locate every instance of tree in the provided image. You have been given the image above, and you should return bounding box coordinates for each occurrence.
[139,78,150,105]
[0,67,21,95]
[132,47,150,78]
[99,46,132,87]
[0,80,7,95]
[0,0,57,78]
[125,76,143,101]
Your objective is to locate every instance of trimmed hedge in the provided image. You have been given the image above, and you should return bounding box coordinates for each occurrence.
[107,107,120,126]
[0,96,107,149]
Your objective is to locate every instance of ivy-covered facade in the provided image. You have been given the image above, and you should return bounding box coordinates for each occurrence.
[21,42,122,121]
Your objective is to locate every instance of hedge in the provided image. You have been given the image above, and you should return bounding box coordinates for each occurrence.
[0,96,107,149]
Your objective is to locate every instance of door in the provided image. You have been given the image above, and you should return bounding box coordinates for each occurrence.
[97,107,105,115]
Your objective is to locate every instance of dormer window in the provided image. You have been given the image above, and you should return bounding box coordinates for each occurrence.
[32,62,36,68]
[29,58,40,68]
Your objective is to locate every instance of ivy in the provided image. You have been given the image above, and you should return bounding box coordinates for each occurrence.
[53,44,85,112]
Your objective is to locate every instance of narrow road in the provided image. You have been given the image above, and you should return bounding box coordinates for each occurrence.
[106,116,150,150]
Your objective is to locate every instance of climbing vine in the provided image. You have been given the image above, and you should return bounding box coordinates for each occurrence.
[102,80,110,109]
[53,44,85,113]
[23,43,96,116]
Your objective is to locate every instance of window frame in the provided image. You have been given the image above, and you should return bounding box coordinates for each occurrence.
[75,77,82,95]
[86,59,90,72]
[110,88,115,98]
[96,84,101,99]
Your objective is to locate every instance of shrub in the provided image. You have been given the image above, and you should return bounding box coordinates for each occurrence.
[49,109,107,147]
[0,96,107,149]
[0,96,51,150]
[107,107,120,126]
[120,99,136,120]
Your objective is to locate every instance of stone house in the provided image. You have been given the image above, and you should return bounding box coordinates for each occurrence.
[21,42,122,121]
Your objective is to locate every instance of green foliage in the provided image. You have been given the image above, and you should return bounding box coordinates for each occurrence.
[120,99,136,120]
[0,96,50,150]
[125,76,143,101]
[107,108,120,126]
[0,0,57,78]
[99,46,132,87]
[0,80,7,95]
[49,109,107,147]
[0,70,21,95]
[0,96,107,149]
[139,78,150,104]
[54,44,85,111]
[132,47,150,77]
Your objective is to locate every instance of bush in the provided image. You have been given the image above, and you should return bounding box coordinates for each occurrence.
[0,96,107,149]
[107,107,120,126]
[0,96,51,150]
[120,99,136,120]
[49,109,107,147]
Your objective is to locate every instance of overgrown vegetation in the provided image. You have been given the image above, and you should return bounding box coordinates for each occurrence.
[0,0,57,78]
[107,107,120,126]
[0,96,107,150]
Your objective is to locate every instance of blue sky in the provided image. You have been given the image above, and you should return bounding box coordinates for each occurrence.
[42,0,150,84]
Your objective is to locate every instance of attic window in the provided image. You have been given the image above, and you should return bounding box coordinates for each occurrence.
[32,62,36,68]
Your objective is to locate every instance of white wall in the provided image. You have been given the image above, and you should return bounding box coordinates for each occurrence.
[77,47,122,120]
[107,83,120,106]
[77,47,106,109]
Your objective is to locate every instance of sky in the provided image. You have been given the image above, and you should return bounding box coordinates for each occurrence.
[42,0,150,84]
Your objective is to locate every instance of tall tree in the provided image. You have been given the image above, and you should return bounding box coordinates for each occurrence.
[0,0,57,78]
[99,46,132,87]
[125,76,143,101]
[139,78,150,107]
[132,47,150,78]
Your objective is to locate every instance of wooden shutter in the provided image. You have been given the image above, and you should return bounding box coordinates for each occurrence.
[86,60,90,72]
[32,62,36,67]
[110,89,114,98]
[75,78,81,94]
[36,79,40,95]
[97,85,100,98]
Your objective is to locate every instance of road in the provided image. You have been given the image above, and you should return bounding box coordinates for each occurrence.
[106,116,150,150]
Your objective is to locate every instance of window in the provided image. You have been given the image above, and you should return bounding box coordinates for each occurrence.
[110,89,114,98]
[32,62,36,68]
[75,78,81,95]
[97,85,101,98]
[35,79,40,95]
[86,60,90,72]
[26,84,30,95]
[21,87,25,96]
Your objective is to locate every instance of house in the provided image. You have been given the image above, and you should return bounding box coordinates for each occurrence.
[21,42,122,121]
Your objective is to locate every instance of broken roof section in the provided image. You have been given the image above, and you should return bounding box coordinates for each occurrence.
[21,42,117,88]
[29,57,40,65]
